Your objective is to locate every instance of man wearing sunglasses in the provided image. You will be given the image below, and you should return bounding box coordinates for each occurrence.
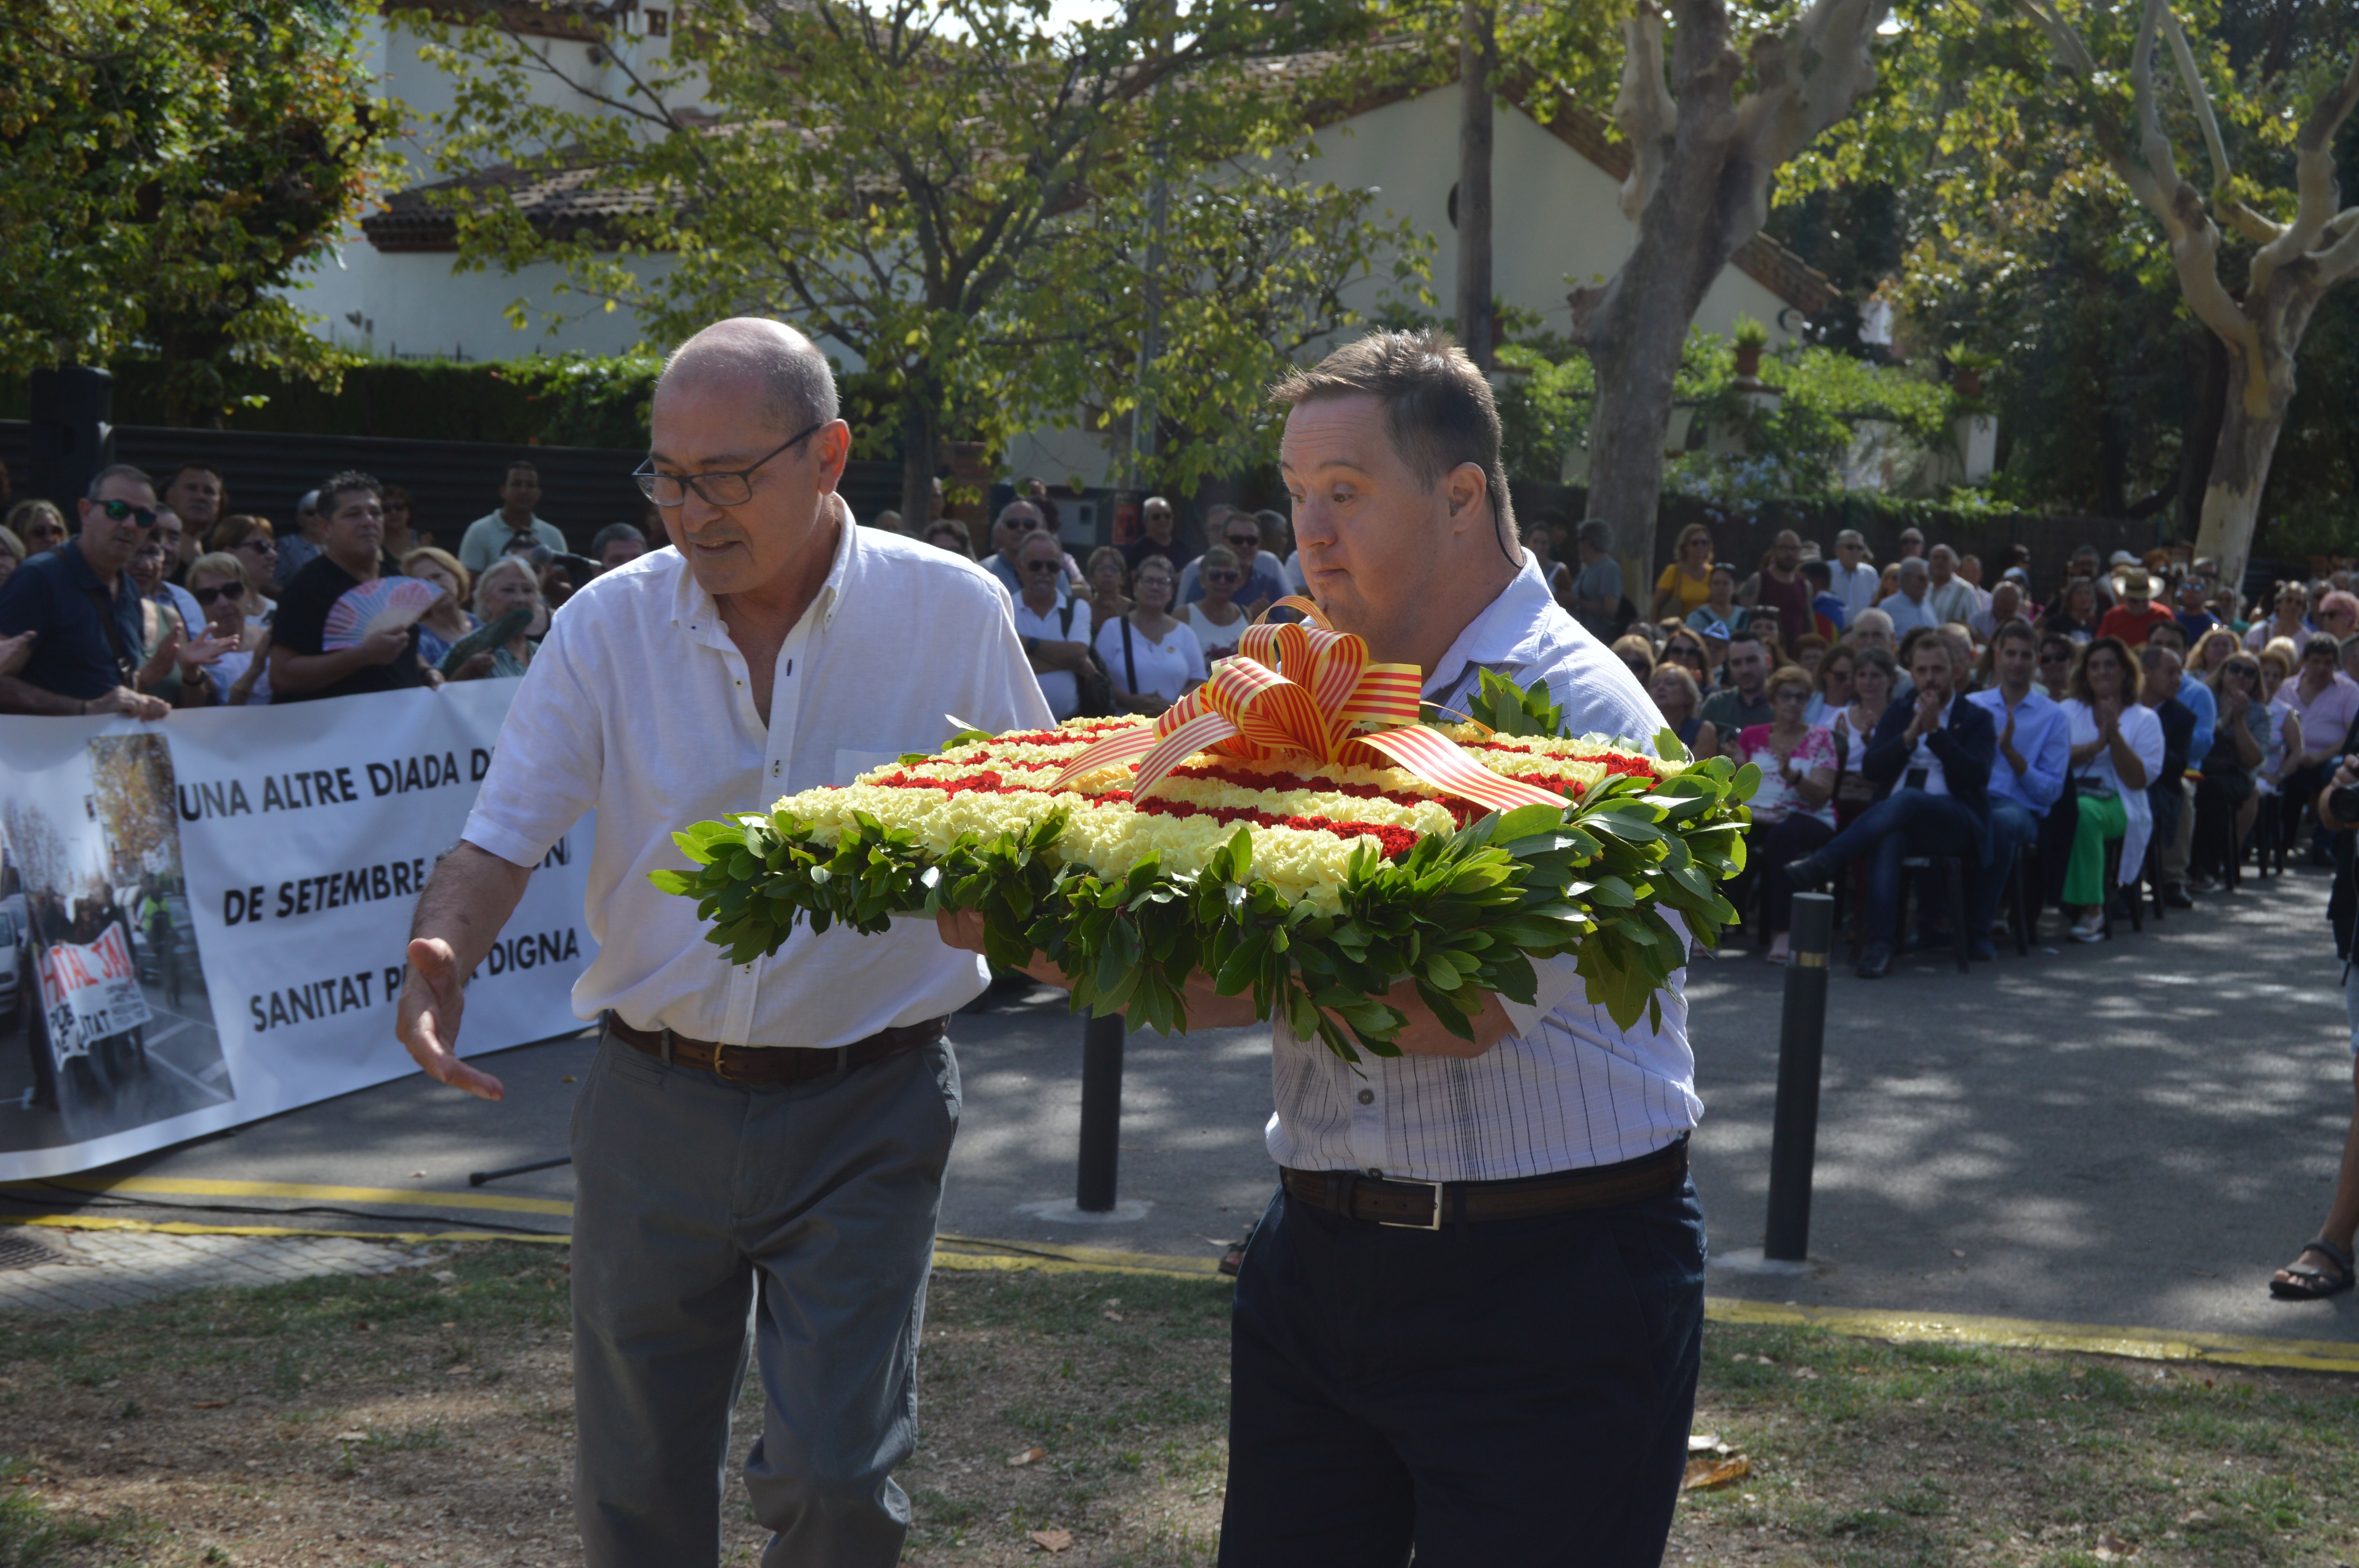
[0,463,177,719]
[1177,509,1287,614]
[397,316,1050,1568]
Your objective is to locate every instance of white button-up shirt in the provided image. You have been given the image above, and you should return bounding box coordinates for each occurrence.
[1264,556,1703,1182]
[461,511,1053,1047]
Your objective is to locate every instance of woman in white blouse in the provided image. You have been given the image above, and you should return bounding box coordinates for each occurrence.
[1185,544,1250,662]
[1096,554,1206,714]
[2058,635,2165,943]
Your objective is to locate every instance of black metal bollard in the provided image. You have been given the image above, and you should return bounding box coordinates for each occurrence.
[1076,1010,1125,1212]
[1763,892,1833,1262]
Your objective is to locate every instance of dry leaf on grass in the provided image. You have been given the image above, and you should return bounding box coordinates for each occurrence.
[2093,1532,2138,1561]
[1030,1528,1074,1552]
[1006,1446,1047,1467]
[1681,1456,1751,1492]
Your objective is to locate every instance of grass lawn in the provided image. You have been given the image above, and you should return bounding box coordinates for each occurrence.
[0,1239,2353,1565]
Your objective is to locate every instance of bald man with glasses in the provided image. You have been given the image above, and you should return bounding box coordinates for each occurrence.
[398,318,1052,1567]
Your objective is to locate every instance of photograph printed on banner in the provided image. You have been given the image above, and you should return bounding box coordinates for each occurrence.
[0,733,234,1151]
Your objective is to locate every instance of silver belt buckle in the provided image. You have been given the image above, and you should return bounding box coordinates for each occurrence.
[1378,1177,1446,1231]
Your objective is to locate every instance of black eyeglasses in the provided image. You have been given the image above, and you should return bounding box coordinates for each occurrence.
[237,537,276,554]
[96,499,158,530]
[1226,534,1258,547]
[1023,560,1062,575]
[634,420,824,507]
[1204,568,1241,583]
[191,583,241,606]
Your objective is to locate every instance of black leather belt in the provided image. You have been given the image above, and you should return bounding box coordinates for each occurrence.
[603,1012,945,1086]
[1281,1135,1688,1230]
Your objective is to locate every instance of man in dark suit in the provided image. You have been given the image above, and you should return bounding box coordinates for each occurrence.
[1788,637,1999,976]
[2140,641,2197,908]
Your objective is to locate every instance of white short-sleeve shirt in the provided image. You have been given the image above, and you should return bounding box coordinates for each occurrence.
[460,512,1054,1047]
[1012,595,1092,719]
[1094,614,1206,702]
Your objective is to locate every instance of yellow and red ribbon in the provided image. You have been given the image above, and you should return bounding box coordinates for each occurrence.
[1047,597,1565,815]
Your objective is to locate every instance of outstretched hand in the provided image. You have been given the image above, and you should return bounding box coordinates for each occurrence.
[397,936,505,1100]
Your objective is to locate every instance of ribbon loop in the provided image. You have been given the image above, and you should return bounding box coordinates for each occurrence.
[1045,604,1563,815]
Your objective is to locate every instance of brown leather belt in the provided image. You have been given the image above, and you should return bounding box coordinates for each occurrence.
[602,1012,945,1087]
[1281,1136,1688,1230]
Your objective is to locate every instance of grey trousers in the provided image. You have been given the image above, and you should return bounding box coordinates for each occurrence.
[569,1025,961,1567]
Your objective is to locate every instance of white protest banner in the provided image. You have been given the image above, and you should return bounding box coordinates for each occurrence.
[35,926,152,1060]
[0,682,595,1180]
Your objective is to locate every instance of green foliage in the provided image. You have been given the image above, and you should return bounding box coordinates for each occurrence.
[0,2,397,424]
[652,746,1754,1056]
[1452,668,1567,737]
[400,0,1417,495]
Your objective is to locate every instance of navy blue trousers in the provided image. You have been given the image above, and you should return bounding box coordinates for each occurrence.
[1218,1173,1706,1568]
[1814,788,1983,944]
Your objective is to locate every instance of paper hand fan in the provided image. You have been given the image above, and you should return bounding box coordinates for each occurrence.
[322,577,443,651]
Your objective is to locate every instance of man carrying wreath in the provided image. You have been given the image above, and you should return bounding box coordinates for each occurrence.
[947,330,1704,1565]
[396,317,1052,1566]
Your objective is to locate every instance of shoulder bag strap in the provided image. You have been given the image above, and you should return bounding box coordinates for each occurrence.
[1057,601,1074,639]
[82,585,142,689]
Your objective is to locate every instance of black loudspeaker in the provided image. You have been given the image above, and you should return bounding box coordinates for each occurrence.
[28,365,114,515]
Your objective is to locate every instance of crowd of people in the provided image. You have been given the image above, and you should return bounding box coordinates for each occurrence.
[1511,517,2359,975]
[0,458,653,716]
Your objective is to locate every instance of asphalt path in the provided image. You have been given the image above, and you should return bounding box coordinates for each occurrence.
[14,867,2358,1344]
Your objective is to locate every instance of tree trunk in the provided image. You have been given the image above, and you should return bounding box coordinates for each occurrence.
[899,387,938,532]
[2176,327,2228,541]
[2192,354,2288,590]
[1455,0,1495,374]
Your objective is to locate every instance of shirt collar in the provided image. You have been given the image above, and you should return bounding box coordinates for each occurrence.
[667,496,857,650]
[56,538,123,597]
[1423,554,1556,703]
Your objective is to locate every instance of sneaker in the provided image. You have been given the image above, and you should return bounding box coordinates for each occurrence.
[1784,854,1830,891]
[2070,913,2106,943]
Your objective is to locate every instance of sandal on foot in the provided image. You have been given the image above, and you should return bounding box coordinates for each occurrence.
[2270,1237,2356,1301]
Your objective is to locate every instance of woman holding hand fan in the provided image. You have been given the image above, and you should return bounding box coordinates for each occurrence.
[401,546,493,678]
[469,556,545,678]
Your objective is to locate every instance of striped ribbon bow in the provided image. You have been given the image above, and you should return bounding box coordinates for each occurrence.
[1046,597,1565,814]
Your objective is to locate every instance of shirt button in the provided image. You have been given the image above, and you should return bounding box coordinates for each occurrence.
[1356,1089,1374,1105]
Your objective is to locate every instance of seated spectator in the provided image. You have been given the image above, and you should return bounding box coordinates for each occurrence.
[1569,519,1626,642]
[207,515,280,622]
[1014,532,1094,720]
[2138,642,2198,907]
[185,552,271,705]
[1790,632,1829,678]
[0,524,21,593]
[1688,562,1741,635]
[1847,606,1897,658]
[1967,618,2068,944]
[1609,633,1655,686]
[1657,626,1712,691]
[381,484,419,559]
[269,471,434,703]
[2188,625,2239,680]
[590,522,648,572]
[2280,634,2359,864]
[1969,579,2029,643]
[2146,623,2211,900]
[6,499,66,557]
[925,517,974,558]
[1699,629,1774,745]
[1807,642,1854,728]
[1733,666,1839,963]
[2247,581,2308,649]
[471,556,545,678]
[2193,651,2270,885]
[1923,545,1979,624]
[2041,577,2102,645]
[2322,590,2359,646]
[1652,522,1716,621]
[1085,545,1133,628]
[0,465,214,718]
[2173,574,2222,642]
[1179,510,1287,613]
[1648,664,1718,759]
[1785,635,1999,976]
[401,547,484,676]
[1184,544,1251,662]
[1879,557,1939,632]
[2055,637,2163,942]
[2097,570,2175,645]
[2037,629,2077,700]
[1095,555,1205,715]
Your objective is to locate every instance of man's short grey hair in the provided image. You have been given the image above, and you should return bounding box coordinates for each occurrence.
[87,463,154,499]
[1853,608,1895,633]
[1898,556,1930,577]
[2139,642,2182,673]
[590,522,646,554]
[1143,494,1171,514]
[1836,528,1865,547]
[658,317,840,435]
[1576,518,1614,552]
[996,500,1042,530]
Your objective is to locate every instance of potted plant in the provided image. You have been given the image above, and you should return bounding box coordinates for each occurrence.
[1947,347,1999,401]
[1730,316,1770,381]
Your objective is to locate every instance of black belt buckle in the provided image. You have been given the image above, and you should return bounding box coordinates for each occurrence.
[1377,1177,1446,1231]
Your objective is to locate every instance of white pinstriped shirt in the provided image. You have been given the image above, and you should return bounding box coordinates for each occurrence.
[1263,555,1704,1182]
